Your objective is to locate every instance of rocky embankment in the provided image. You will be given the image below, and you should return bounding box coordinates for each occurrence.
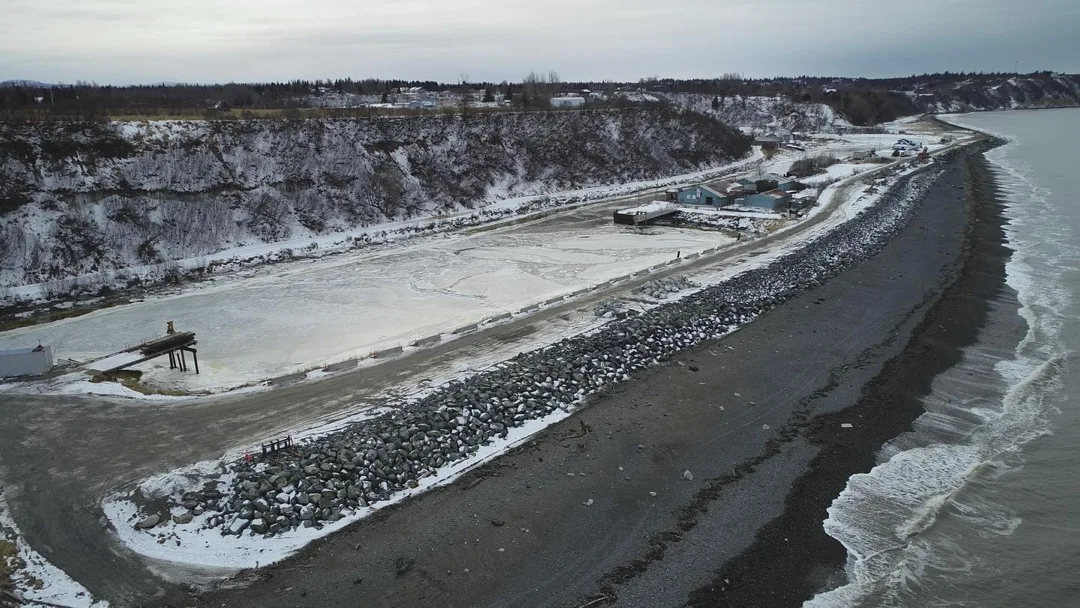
[154,141,993,538]
[0,108,748,288]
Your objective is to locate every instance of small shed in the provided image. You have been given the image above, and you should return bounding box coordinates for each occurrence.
[743,189,793,212]
[0,345,53,377]
[678,184,731,207]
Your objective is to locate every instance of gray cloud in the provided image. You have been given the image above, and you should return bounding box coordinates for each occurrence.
[1,0,1077,83]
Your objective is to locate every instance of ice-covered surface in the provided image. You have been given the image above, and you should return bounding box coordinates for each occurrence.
[0,210,732,393]
[619,201,677,215]
[86,351,144,372]
[103,409,572,570]
[0,137,964,398]
[0,487,109,607]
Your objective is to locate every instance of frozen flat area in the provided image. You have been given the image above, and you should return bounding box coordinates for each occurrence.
[0,203,731,392]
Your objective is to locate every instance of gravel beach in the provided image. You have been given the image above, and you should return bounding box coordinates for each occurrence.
[188,142,1005,608]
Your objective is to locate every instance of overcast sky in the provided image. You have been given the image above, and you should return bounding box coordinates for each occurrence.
[2,0,1078,84]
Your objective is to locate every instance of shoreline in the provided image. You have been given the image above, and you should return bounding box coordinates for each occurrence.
[685,143,1017,606]
[187,146,1000,606]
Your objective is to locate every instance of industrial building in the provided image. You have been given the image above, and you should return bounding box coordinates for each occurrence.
[0,345,53,377]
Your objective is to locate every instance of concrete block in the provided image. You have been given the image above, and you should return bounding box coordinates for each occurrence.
[269,371,307,386]
[372,345,403,359]
[543,296,565,306]
[483,312,512,324]
[685,252,700,260]
[324,359,358,372]
[517,304,540,314]
[410,335,442,347]
[453,323,478,335]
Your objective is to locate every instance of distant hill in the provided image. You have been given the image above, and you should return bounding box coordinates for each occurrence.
[0,80,54,88]
[635,72,1080,125]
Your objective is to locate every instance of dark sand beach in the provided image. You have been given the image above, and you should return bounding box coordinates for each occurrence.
[190,142,1008,608]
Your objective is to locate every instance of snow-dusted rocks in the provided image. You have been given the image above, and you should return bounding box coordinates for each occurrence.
[155,146,973,540]
[0,109,749,288]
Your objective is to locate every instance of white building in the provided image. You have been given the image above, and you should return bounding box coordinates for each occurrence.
[0,345,53,377]
[550,96,586,109]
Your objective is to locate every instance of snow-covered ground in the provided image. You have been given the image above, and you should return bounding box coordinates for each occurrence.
[0,208,732,394]
[0,132,967,398]
[99,146,952,575]
[103,409,573,573]
[0,488,108,607]
[800,163,876,186]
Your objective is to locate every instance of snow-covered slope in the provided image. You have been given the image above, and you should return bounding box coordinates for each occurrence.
[922,73,1080,112]
[661,94,854,134]
[0,108,749,287]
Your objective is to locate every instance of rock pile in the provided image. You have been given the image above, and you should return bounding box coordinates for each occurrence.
[634,277,699,300]
[163,150,972,538]
[593,301,628,318]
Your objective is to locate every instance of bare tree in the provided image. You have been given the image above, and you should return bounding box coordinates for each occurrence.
[459,73,471,120]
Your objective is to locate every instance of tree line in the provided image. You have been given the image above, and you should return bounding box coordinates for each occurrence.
[1,71,1075,125]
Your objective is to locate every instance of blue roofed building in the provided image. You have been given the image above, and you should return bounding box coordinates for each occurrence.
[677,184,732,207]
[742,189,793,212]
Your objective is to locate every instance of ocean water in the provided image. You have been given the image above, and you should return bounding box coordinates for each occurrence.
[807,108,1080,607]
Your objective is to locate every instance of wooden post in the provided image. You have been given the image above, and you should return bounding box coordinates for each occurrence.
[192,349,199,374]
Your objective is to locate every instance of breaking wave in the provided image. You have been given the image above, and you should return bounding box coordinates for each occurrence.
[806,129,1078,607]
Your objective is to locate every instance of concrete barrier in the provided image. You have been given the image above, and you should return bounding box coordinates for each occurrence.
[372,345,404,359]
[453,323,478,335]
[517,304,540,314]
[483,312,512,324]
[270,371,307,386]
[325,359,358,372]
[685,252,700,260]
[568,289,588,298]
[596,281,613,289]
[410,335,442,347]
[543,296,565,306]
[632,270,648,277]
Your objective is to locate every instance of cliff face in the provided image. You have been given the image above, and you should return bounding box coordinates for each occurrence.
[0,108,750,287]
[662,93,854,134]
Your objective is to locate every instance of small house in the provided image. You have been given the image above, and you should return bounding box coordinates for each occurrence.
[755,135,782,150]
[742,189,793,212]
[678,184,731,207]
